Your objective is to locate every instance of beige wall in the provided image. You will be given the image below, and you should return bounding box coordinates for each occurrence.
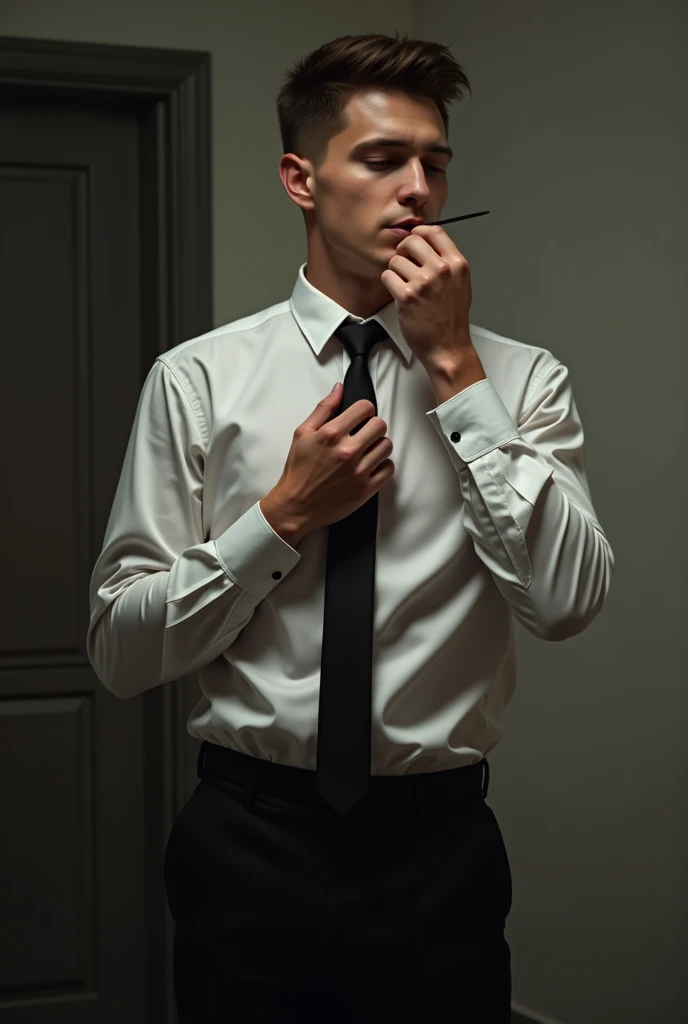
[2,0,685,1020]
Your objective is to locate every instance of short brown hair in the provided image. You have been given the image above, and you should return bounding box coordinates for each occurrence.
[276,31,471,170]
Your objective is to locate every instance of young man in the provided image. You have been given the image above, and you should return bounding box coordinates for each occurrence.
[87,31,614,1023]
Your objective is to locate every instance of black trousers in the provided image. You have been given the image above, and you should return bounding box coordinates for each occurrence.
[164,740,512,1023]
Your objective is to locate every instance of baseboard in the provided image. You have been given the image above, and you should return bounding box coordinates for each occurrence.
[512,1001,565,1024]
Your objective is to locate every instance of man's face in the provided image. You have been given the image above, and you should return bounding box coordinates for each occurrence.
[279,88,452,310]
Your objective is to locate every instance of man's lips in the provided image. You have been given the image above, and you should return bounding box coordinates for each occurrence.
[385,217,425,238]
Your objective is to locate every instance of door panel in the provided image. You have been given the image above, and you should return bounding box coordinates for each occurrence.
[0,90,161,1024]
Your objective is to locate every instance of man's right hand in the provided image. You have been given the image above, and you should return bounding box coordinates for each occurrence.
[263,382,395,539]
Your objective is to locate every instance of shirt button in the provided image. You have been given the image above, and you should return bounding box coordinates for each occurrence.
[450,431,461,442]
[272,571,282,580]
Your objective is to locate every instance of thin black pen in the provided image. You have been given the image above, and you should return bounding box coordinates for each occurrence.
[425,210,489,226]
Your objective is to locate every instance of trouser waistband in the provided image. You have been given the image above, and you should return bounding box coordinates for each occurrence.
[197,740,490,814]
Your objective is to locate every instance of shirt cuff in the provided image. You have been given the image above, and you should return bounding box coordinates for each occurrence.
[213,500,302,599]
[426,378,522,463]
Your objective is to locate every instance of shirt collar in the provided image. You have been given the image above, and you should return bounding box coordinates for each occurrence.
[288,261,414,366]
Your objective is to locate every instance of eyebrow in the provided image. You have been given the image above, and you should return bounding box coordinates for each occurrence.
[350,136,453,160]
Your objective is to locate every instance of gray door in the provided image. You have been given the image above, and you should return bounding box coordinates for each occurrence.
[0,85,197,1024]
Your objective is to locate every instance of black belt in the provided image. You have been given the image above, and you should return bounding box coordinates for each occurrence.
[197,740,490,815]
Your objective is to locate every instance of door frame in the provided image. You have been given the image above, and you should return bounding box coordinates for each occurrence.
[0,34,212,1022]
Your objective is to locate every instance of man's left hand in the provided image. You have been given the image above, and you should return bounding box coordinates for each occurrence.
[381,223,473,368]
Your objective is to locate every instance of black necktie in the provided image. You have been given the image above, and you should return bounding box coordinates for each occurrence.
[316,318,390,817]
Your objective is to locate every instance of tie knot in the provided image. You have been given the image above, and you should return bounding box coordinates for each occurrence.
[334,319,389,362]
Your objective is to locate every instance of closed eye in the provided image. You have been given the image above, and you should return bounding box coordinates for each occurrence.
[365,161,445,175]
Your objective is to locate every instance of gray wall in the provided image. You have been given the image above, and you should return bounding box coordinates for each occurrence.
[2,0,684,1021]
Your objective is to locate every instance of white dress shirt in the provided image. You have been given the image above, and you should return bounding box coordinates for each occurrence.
[87,261,614,775]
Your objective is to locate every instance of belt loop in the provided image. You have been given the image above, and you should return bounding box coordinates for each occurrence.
[197,741,207,778]
[481,758,490,799]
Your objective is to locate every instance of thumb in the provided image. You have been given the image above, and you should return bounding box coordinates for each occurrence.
[322,382,341,404]
[308,381,341,425]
